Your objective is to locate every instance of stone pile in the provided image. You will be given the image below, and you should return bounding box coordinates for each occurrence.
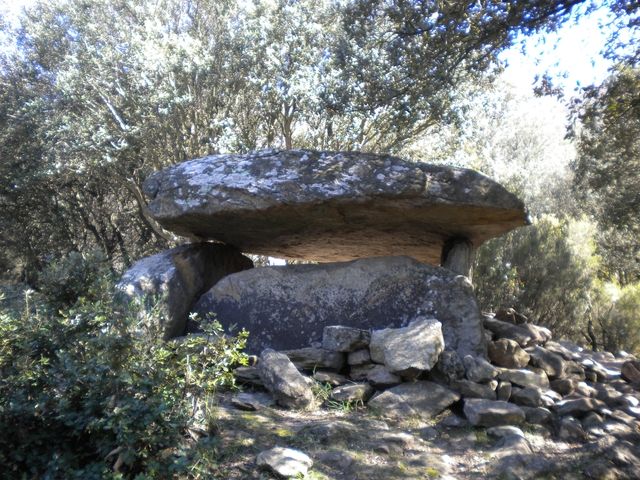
[233,311,640,451]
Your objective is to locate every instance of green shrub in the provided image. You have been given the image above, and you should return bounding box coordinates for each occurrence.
[0,283,248,478]
[474,215,599,341]
[36,250,112,311]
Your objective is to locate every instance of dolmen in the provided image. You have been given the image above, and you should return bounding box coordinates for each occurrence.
[119,150,640,478]
[120,149,528,354]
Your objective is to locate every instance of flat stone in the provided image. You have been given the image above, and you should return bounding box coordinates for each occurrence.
[256,447,313,478]
[348,349,371,366]
[550,378,576,396]
[258,349,315,410]
[369,318,444,376]
[367,381,460,420]
[117,243,252,339]
[463,399,526,427]
[450,379,497,400]
[497,381,512,402]
[143,150,527,264]
[280,347,345,371]
[511,386,542,408]
[498,368,549,390]
[313,370,349,386]
[192,256,486,357]
[322,326,370,352]
[483,317,535,347]
[554,397,606,417]
[487,425,526,439]
[521,406,553,425]
[366,365,402,388]
[435,350,466,383]
[622,360,640,384]
[231,392,275,411]
[330,383,374,403]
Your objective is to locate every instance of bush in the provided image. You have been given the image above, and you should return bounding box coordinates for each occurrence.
[0,283,248,478]
[36,250,112,311]
[474,215,599,341]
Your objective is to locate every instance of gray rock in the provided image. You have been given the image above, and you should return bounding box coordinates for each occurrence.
[256,446,313,478]
[497,381,512,402]
[550,378,576,396]
[231,392,275,411]
[622,359,640,384]
[313,371,350,386]
[316,450,353,472]
[435,350,466,383]
[280,347,345,371]
[498,368,550,390]
[330,383,374,403]
[258,349,315,410]
[521,406,553,425]
[483,317,535,347]
[487,425,526,439]
[519,323,552,345]
[575,381,598,398]
[488,338,531,368]
[463,399,526,427]
[369,317,444,376]
[511,387,542,407]
[554,397,606,417]
[143,150,527,264]
[367,381,460,420]
[558,416,587,442]
[526,346,566,379]
[366,365,402,389]
[322,326,370,352]
[450,379,497,400]
[117,243,252,339]
[348,349,371,366]
[544,341,580,361]
[463,355,499,383]
[349,364,376,381]
[192,256,486,357]
[233,366,263,386]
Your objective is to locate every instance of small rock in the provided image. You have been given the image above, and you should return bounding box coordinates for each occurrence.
[347,349,371,366]
[582,411,604,429]
[368,381,460,421]
[231,392,275,411]
[511,386,542,408]
[497,381,512,402]
[554,397,605,417]
[234,366,263,386]
[483,317,534,347]
[498,367,549,389]
[463,399,526,427]
[419,426,439,440]
[436,350,466,382]
[521,406,552,425]
[316,450,353,472]
[322,326,371,353]
[544,341,580,361]
[463,355,499,383]
[258,349,315,409]
[366,365,402,388]
[330,383,374,403]
[488,339,530,369]
[281,347,345,371]
[487,425,526,438]
[550,378,576,396]
[450,379,497,400]
[575,381,598,398]
[558,416,587,442]
[349,364,375,381]
[256,447,313,478]
[369,318,444,376]
[526,345,566,379]
[622,359,640,384]
[313,370,349,386]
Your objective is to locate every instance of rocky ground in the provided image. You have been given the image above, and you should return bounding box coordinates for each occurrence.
[196,311,640,480]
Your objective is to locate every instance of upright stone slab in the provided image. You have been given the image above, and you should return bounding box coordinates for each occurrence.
[117,243,253,339]
[143,150,528,264]
[192,256,486,357]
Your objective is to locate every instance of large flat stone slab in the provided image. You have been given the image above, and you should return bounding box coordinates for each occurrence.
[191,256,486,357]
[143,150,527,263]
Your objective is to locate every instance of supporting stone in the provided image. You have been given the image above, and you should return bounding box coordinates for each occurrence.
[441,237,475,279]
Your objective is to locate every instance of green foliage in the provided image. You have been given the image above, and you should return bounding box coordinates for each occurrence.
[0,282,248,478]
[36,250,112,311]
[474,215,598,341]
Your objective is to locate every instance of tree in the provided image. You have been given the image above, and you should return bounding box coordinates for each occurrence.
[0,0,587,277]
